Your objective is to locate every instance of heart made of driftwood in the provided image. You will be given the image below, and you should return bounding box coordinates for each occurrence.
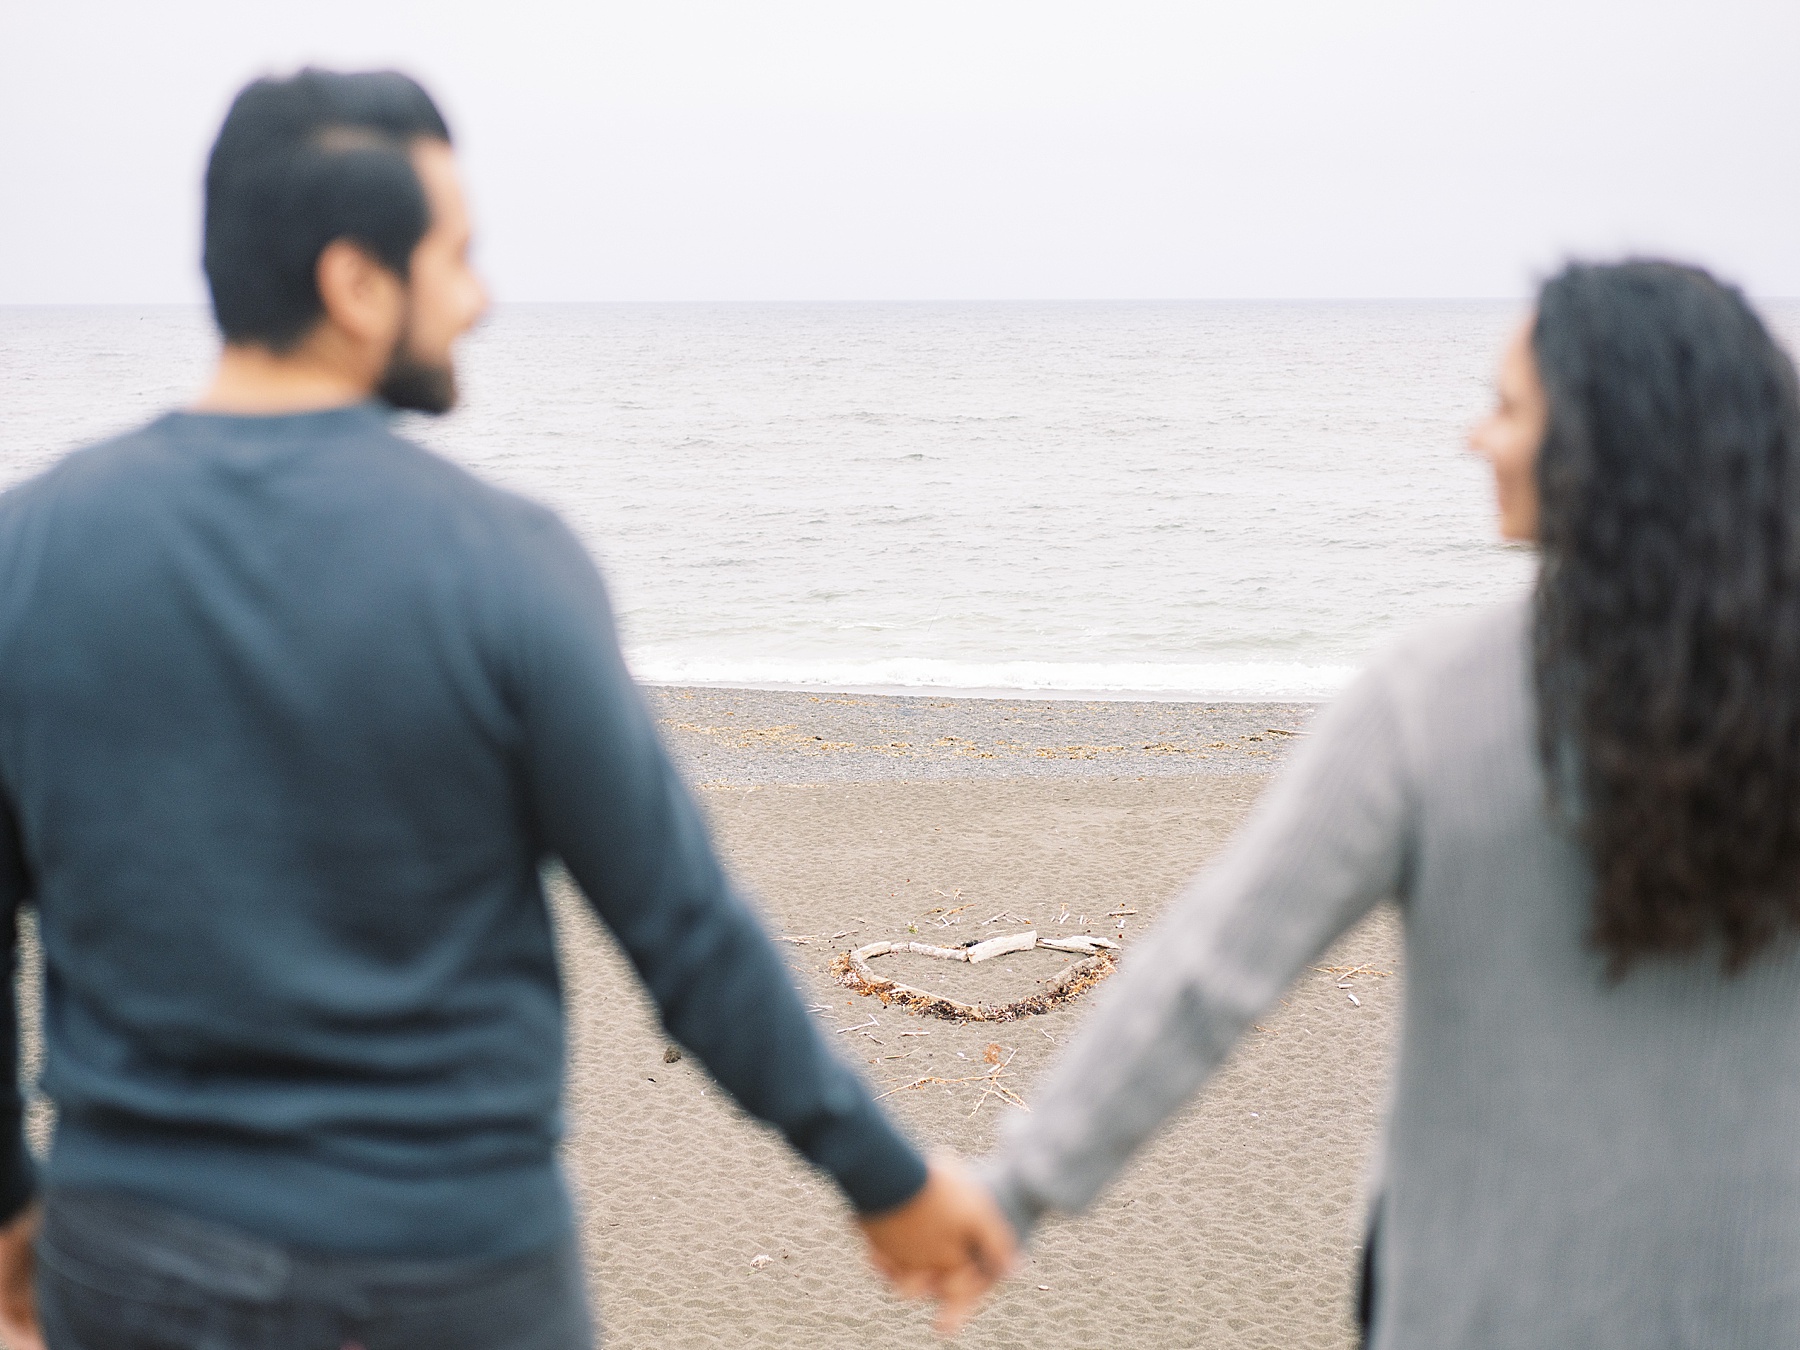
[830,930,1119,1023]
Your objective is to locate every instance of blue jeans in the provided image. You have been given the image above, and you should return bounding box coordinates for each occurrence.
[34,1189,597,1350]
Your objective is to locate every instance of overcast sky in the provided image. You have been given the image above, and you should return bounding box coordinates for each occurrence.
[5,1,1798,304]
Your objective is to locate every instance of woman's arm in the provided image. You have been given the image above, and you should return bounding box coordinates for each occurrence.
[981,663,1414,1238]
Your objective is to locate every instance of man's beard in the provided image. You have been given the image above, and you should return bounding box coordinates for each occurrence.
[376,328,458,415]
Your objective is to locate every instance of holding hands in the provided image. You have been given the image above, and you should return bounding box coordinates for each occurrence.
[858,1155,1018,1335]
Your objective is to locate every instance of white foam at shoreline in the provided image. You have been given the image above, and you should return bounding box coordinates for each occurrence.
[626,654,1355,701]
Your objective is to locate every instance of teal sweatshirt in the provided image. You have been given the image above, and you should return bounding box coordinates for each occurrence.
[0,404,924,1257]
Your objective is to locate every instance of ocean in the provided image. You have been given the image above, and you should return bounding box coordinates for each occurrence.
[11,300,1780,701]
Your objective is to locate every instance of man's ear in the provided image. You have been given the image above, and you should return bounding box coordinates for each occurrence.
[314,240,406,351]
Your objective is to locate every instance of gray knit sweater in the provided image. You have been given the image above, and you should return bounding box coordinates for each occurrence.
[983,598,1800,1348]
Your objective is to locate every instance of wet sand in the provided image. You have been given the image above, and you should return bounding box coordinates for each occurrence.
[556,689,1400,1349]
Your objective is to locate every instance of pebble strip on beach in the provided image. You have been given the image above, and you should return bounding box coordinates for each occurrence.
[646,686,1320,786]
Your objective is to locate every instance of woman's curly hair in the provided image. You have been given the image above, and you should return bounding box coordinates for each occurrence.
[1533,260,1800,975]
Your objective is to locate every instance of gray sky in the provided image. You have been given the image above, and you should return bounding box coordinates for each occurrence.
[5,0,1798,304]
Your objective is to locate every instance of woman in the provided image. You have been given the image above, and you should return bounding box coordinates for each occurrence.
[974,261,1800,1346]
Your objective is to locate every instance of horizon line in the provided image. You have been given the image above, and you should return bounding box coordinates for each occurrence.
[9,294,1799,308]
[0,294,1542,307]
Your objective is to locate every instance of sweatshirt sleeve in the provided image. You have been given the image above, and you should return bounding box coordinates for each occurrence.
[979,661,1414,1241]
[0,797,36,1224]
[505,512,927,1215]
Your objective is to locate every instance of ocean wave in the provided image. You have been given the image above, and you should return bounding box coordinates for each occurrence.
[624,653,1354,701]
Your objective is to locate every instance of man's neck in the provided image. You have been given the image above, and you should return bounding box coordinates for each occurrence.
[192,341,379,416]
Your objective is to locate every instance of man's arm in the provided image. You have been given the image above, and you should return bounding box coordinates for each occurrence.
[507,514,926,1214]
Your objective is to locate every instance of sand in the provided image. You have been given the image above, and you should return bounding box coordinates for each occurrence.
[553,689,1401,1349]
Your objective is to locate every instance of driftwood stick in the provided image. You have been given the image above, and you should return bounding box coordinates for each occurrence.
[899,941,971,961]
[1043,954,1111,997]
[967,930,1037,963]
[1037,935,1120,955]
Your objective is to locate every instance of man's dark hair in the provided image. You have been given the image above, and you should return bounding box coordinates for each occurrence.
[203,69,451,351]
[1531,260,1800,976]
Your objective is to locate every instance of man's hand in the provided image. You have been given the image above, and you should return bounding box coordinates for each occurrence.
[858,1155,1017,1336]
[0,1201,41,1350]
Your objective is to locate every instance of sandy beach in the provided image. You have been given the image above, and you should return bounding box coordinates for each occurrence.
[551,687,1400,1349]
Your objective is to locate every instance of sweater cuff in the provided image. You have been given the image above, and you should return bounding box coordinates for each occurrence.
[811,1101,929,1214]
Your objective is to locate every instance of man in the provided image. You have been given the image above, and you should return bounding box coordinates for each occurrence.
[0,69,1010,1348]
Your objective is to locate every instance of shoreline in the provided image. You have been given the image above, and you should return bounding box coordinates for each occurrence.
[636,678,1341,705]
